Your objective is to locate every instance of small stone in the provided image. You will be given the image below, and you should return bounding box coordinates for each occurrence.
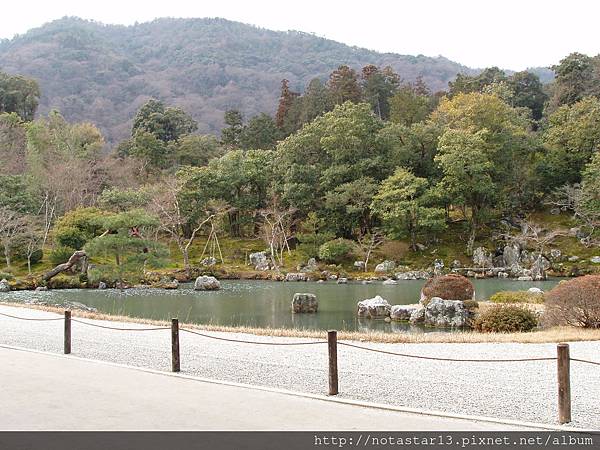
[35,286,48,291]
[97,281,107,289]
[285,272,309,282]
[568,256,579,262]
[336,277,348,284]
[528,287,544,294]
[382,279,398,285]
[374,260,396,273]
[353,261,365,270]
[591,256,600,264]
[390,305,417,321]
[0,279,10,293]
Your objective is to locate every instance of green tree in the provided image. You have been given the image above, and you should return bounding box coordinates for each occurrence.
[389,85,432,126]
[0,71,40,121]
[174,134,224,167]
[221,110,244,147]
[296,212,334,258]
[132,99,197,142]
[540,97,600,190]
[507,71,548,121]
[299,78,333,125]
[435,129,497,253]
[371,168,446,250]
[361,65,399,120]
[240,113,280,150]
[85,209,166,284]
[549,53,600,110]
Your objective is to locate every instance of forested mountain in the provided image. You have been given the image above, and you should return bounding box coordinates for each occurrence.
[0,17,479,143]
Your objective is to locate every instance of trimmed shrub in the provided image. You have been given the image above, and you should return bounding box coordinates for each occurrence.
[543,275,600,328]
[421,274,474,301]
[55,226,87,250]
[462,300,480,311]
[490,290,544,304]
[318,238,354,263]
[49,245,75,265]
[47,274,84,289]
[474,305,538,333]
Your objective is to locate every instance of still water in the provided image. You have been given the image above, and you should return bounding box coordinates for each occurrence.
[1,279,558,333]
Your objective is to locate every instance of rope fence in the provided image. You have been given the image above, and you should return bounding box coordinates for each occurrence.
[1,307,599,425]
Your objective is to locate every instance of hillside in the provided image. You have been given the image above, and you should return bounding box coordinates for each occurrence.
[0,17,478,144]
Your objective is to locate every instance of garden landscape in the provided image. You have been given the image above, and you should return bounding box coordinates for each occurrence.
[0,13,599,436]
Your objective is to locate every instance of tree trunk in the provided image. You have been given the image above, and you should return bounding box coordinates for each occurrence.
[42,250,86,281]
[4,243,10,269]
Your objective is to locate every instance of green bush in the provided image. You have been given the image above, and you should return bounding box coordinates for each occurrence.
[0,271,14,281]
[490,290,544,304]
[462,300,479,311]
[49,246,75,265]
[47,274,84,289]
[318,238,355,263]
[55,226,87,250]
[473,305,538,333]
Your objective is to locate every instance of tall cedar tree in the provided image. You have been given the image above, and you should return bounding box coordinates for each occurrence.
[275,79,299,129]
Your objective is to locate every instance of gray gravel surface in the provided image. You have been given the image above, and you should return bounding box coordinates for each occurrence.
[1,305,598,429]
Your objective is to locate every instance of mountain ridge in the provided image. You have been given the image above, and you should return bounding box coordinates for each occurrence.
[0,17,552,143]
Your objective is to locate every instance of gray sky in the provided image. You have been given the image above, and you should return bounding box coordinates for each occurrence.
[1,0,598,70]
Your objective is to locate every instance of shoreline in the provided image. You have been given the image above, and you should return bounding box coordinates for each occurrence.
[2,301,599,344]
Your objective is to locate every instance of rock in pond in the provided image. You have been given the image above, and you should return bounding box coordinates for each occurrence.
[390,305,417,321]
[194,276,221,291]
[357,295,391,319]
[410,297,470,328]
[291,293,318,313]
[0,278,10,292]
[97,281,107,289]
[528,287,544,294]
[382,279,398,285]
[336,277,348,284]
[285,272,309,282]
[201,256,217,266]
[354,261,365,270]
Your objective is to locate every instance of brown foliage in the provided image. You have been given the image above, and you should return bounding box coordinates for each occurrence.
[421,274,475,301]
[543,275,600,328]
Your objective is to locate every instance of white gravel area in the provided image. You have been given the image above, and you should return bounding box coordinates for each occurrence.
[1,304,598,429]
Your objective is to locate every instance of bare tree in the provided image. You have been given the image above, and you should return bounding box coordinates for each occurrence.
[259,200,296,271]
[149,177,216,274]
[0,207,25,269]
[356,232,383,272]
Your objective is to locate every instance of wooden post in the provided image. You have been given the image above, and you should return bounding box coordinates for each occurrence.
[171,318,180,372]
[64,310,71,355]
[327,330,338,395]
[557,343,571,424]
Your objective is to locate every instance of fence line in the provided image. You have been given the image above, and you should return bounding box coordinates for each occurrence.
[1,307,599,425]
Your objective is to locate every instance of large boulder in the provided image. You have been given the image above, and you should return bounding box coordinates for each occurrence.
[420,274,475,302]
[298,258,318,273]
[194,275,221,291]
[250,251,270,271]
[0,278,10,293]
[531,255,550,280]
[291,293,318,313]
[473,247,493,268]
[410,297,470,328]
[503,244,520,268]
[374,260,396,273]
[390,305,417,321]
[285,272,309,282]
[357,295,391,319]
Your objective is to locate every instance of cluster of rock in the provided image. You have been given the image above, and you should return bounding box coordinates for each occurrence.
[194,276,221,291]
[285,272,309,282]
[356,275,475,328]
[291,293,318,313]
[249,251,271,271]
[0,279,10,292]
[460,244,555,280]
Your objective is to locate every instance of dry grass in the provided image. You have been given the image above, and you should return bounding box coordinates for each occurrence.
[3,302,600,344]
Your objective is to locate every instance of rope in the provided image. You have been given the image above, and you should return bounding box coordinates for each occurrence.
[337,342,557,363]
[180,328,326,346]
[0,311,64,321]
[71,319,169,331]
[570,358,600,367]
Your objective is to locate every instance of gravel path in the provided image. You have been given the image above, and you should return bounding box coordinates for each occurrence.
[1,304,598,429]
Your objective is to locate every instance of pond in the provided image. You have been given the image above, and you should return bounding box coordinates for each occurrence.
[1,279,559,333]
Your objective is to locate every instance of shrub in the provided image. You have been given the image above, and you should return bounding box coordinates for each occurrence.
[47,274,83,289]
[49,246,75,265]
[543,275,600,328]
[0,271,14,281]
[29,249,44,265]
[462,300,480,311]
[318,238,355,263]
[490,290,544,304]
[55,226,87,250]
[473,305,538,333]
[421,274,474,301]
